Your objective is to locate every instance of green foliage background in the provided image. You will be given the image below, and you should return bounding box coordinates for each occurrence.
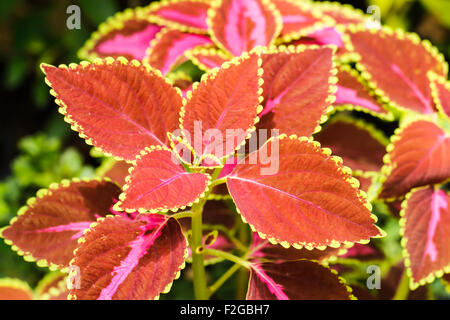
[0,0,448,298]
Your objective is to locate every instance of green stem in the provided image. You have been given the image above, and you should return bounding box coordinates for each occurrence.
[191,200,208,300]
[203,248,251,269]
[210,177,227,188]
[190,167,223,300]
[208,263,242,298]
[236,223,249,299]
[393,269,410,300]
[171,211,194,220]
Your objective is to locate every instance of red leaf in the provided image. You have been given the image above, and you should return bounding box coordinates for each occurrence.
[207,0,282,56]
[247,260,354,300]
[42,59,183,161]
[79,8,162,61]
[147,0,210,33]
[226,135,383,249]
[272,0,330,42]
[115,147,210,213]
[346,26,448,115]
[400,186,450,289]
[0,279,34,300]
[179,52,262,166]
[334,65,392,119]
[185,46,230,71]
[429,71,450,119]
[258,46,336,137]
[314,116,388,175]
[69,214,187,300]
[379,120,450,199]
[145,29,213,74]
[1,179,121,268]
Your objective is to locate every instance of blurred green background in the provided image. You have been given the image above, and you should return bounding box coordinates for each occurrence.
[0,0,448,297]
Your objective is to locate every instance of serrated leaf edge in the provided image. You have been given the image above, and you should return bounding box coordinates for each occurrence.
[114,145,212,214]
[78,6,159,61]
[145,0,211,34]
[41,57,183,162]
[206,0,283,57]
[68,215,189,300]
[342,25,449,117]
[398,185,450,290]
[227,134,385,251]
[0,177,113,271]
[178,47,266,166]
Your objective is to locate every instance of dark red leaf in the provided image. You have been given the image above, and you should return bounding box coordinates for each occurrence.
[314,116,388,175]
[247,260,354,300]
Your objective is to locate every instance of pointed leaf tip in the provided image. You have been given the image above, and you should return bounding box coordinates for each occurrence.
[1,179,121,268]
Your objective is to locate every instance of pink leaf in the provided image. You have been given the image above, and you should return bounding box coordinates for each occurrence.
[69,214,187,300]
[334,65,392,119]
[207,0,282,56]
[147,0,210,33]
[401,186,450,289]
[145,29,213,74]
[79,8,162,61]
[272,0,329,42]
[185,46,230,71]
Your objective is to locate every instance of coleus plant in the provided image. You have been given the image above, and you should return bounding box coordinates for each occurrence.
[1,0,450,300]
